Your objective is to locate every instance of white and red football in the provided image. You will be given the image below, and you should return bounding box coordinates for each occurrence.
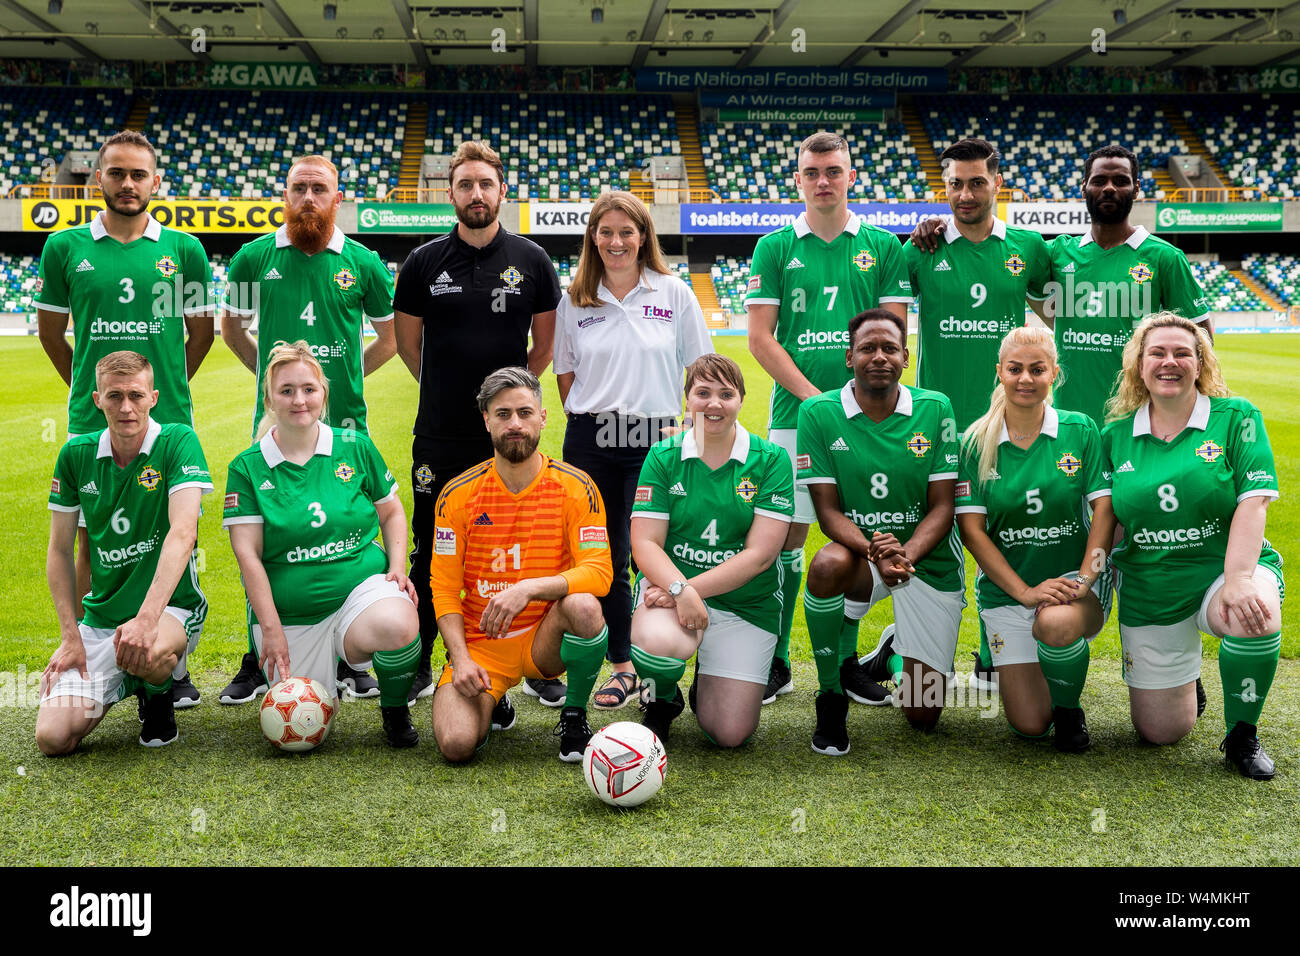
[259,677,337,752]
[582,721,666,807]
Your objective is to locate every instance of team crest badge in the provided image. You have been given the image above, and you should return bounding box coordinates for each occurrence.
[735,477,757,502]
[335,462,356,482]
[990,633,1005,653]
[137,466,161,491]
[852,250,876,272]
[333,269,356,291]
[1195,440,1224,463]
[906,432,931,457]
[155,256,178,278]
[1128,262,1153,284]
[499,266,522,288]
[1056,452,1082,477]
[1004,254,1026,277]
[415,464,433,488]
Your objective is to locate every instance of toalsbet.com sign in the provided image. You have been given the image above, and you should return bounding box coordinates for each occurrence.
[681,203,949,234]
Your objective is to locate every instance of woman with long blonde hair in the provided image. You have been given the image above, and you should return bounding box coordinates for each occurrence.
[1102,312,1283,779]
[956,326,1116,751]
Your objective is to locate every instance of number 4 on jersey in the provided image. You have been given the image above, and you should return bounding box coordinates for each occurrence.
[300,301,316,326]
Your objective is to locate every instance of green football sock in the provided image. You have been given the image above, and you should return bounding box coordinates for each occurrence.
[143,677,172,699]
[803,590,844,693]
[977,616,993,669]
[629,644,686,703]
[1010,722,1052,741]
[839,616,862,663]
[561,626,609,709]
[1219,632,1281,732]
[371,636,421,707]
[775,549,804,666]
[1036,636,1090,709]
[886,653,905,682]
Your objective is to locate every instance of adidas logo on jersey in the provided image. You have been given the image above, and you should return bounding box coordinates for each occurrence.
[1061,262,1076,273]
[669,482,687,496]
[830,437,850,451]
[786,257,805,270]
[259,479,275,490]
[1117,460,1135,473]
[79,480,99,496]
[933,260,952,271]
[263,268,282,280]
[75,259,95,273]
[436,271,453,284]
[473,512,493,526]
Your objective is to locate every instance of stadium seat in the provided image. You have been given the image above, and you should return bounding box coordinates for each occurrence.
[0,87,132,194]
[1244,252,1299,306]
[1178,95,1297,199]
[1188,260,1265,312]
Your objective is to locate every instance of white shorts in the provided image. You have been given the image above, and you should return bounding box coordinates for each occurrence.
[1119,565,1281,689]
[41,605,203,705]
[252,574,410,691]
[696,604,778,686]
[768,428,814,525]
[979,571,1112,668]
[853,564,966,673]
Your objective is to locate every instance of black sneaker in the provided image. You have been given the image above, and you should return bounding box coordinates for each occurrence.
[1195,677,1207,718]
[840,656,892,706]
[219,652,268,705]
[139,692,178,747]
[337,660,380,699]
[687,673,698,715]
[970,650,999,693]
[1220,721,1275,780]
[522,676,567,708]
[381,704,419,748]
[859,623,896,684]
[491,693,516,731]
[1052,705,1091,753]
[555,705,593,763]
[642,685,685,744]
[171,671,200,709]
[812,690,850,756]
[761,658,793,705]
[407,662,435,703]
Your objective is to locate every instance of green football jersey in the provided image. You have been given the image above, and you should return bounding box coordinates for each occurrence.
[955,405,1110,610]
[1103,393,1282,626]
[223,424,397,626]
[797,382,964,592]
[35,213,214,436]
[48,419,211,630]
[1049,226,1208,425]
[632,424,794,631]
[905,218,1051,433]
[745,213,912,430]
[225,226,394,436]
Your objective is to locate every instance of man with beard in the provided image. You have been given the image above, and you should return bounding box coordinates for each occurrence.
[429,367,611,763]
[394,141,561,714]
[36,130,214,708]
[218,154,397,703]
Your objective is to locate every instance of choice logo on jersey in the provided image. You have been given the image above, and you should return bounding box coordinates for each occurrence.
[499,266,522,288]
[1005,254,1026,277]
[155,256,178,279]
[1195,440,1224,463]
[333,269,356,291]
[137,466,162,491]
[906,432,932,458]
[1056,452,1082,477]
[334,462,355,482]
[735,477,757,502]
[1128,262,1153,284]
[853,250,876,272]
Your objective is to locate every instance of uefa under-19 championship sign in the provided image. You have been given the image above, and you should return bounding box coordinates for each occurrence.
[1155,203,1283,233]
[356,203,457,233]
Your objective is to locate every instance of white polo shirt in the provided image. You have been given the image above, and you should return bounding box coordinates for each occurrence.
[555,269,712,418]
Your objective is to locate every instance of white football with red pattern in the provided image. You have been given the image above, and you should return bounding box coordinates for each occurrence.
[259,677,337,752]
[583,721,666,807]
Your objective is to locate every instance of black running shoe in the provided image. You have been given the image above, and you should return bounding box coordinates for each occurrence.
[407,662,435,703]
[859,624,896,684]
[381,704,419,748]
[840,656,892,706]
[139,692,178,747]
[1195,677,1207,718]
[219,652,268,705]
[522,676,567,708]
[1052,705,1091,753]
[642,685,685,743]
[337,660,380,699]
[1220,721,1275,780]
[555,706,593,763]
[812,690,850,756]
[761,658,793,705]
[170,671,200,709]
[491,693,516,731]
[970,650,999,693]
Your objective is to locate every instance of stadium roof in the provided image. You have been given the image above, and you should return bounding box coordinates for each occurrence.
[0,0,1297,70]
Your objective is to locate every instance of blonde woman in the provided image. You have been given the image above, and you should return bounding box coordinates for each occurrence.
[223,341,422,748]
[1102,312,1283,779]
[954,327,1115,752]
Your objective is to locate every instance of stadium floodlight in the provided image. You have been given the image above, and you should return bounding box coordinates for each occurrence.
[84,21,98,34]
[47,0,61,14]
[591,8,603,24]
[703,29,713,41]
[337,26,347,38]
[323,3,336,20]
[373,27,384,39]
[684,30,693,41]
[1113,9,1126,26]
[938,30,951,42]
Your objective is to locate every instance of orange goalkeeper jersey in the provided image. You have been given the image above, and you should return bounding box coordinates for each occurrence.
[430,455,613,641]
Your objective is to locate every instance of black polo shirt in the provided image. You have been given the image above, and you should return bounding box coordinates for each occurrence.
[395,225,561,443]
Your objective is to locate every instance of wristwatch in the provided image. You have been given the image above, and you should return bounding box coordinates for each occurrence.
[668,580,687,597]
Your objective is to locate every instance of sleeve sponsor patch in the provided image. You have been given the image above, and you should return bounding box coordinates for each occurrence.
[34,277,43,294]
[955,481,970,498]
[579,526,609,549]
[634,485,653,503]
[50,478,60,495]
[224,492,238,510]
[795,454,811,470]
[747,276,762,291]
[434,527,457,555]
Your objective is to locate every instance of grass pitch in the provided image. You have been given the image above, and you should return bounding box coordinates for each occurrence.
[0,333,1297,866]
